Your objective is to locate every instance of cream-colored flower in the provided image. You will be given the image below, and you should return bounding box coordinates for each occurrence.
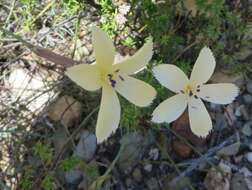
[66,27,156,143]
[152,47,239,137]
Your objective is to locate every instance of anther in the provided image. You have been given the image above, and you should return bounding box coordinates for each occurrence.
[189,90,193,97]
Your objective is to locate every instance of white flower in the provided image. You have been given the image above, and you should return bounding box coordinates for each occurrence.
[152,47,239,137]
[66,27,156,143]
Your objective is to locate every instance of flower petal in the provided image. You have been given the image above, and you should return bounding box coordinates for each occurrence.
[112,39,153,74]
[115,75,156,107]
[188,98,212,137]
[152,94,187,123]
[96,85,120,143]
[153,64,189,93]
[190,47,216,85]
[198,83,239,104]
[66,64,101,91]
[92,27,115,71]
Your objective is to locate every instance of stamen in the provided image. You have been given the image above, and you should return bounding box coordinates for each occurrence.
[114,69,120,73]
[197,85,200,88]
[189,90,193,97]
[180,90,185,94]
[110,79,116,87]
[194,95,198,99]
[196,89,200,92]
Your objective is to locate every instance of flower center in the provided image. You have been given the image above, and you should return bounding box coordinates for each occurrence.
[100,69,124,87]
[180,84,201,99]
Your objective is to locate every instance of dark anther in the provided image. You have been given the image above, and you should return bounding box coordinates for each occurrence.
[196,89,200,92]
[194,95,198,99]
[189,90,193,96]
[197,85,200,88]
[107,74,112,78]
[180,90,185,94]
[119,75,125,81]
[114,69,120,73]
[110,79,116,87]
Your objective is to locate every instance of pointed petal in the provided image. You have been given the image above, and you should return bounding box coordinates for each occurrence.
[188,98,212,137]
[153,64,189,93]
[115,75,156,107]
[66,64,101,91]
[190,47,216,85]
[92,27,115,71]
[96,85,120,143]
[112,39,153,74]
[198,83,239,104]
[152,94,187,123]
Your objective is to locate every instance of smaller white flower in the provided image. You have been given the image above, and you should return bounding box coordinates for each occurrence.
[118,4,130,15]
[152,47,239,137]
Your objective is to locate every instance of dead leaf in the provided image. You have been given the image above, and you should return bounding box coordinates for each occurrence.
[34,47,81,67]
[172,140,192,158]
[172,111,206,145]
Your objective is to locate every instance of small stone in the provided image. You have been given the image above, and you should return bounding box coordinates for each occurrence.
[144,164,153,172]
[132,168,142,182]
[243,94,252,104]
[240,105,250,120]
[235,106,242,117]
[246,82,252,94]
[245,152,252,162]
[242,121,252,136]
[214,113,228,131]
[74,130,97,161]
[47,96,82,128]
[65,170,83,185]
[149,148,159,160]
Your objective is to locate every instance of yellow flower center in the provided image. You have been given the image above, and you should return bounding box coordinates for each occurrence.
[181,83,201,99]
[100,69,124,87]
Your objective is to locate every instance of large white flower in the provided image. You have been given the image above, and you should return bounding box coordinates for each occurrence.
[66,27,156,143]
[152,47,239,137]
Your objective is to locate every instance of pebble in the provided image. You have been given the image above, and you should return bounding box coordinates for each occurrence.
[240,105,250,120]
[242,121,252,136]
[74,130,97,161]
[243,94,252,105]
[65,170,83,185]
[144,164,153,172]
[149,148,159,160]
[246,81,252,94]
[245,152,252,162]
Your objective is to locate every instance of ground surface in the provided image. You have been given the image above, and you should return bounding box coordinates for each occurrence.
[0,0,252,190]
